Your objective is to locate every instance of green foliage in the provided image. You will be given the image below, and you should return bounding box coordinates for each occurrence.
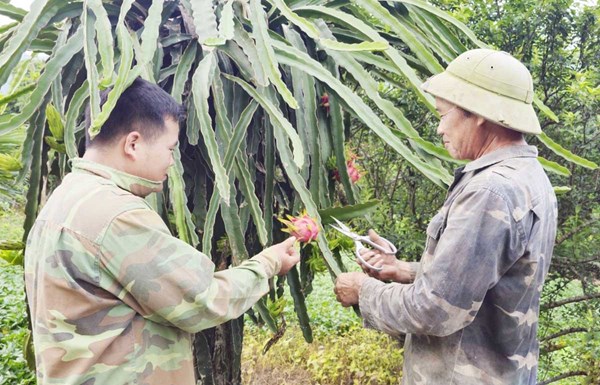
[0,266,35,385]
[243,326,404,385]
[243,274,403,384]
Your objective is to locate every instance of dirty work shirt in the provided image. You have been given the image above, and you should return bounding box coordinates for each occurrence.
[24,159,281,385]
[359,145,557,385]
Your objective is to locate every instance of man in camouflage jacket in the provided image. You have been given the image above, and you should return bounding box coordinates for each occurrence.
[334,49,557,385]
[24,78,300,385]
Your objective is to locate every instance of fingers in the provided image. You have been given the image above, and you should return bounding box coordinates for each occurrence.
[368,229,390,250]
[282,236,297,248]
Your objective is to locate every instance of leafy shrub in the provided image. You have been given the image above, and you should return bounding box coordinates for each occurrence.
[243,326,403,385]
[0,266,35,385]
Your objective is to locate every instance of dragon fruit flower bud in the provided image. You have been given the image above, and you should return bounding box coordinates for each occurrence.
[279,211,320,243]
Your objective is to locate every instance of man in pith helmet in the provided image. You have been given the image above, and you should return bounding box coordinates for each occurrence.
[334,49,558,384]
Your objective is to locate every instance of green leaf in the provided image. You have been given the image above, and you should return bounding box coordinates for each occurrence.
[82,6,101,133]
[0,153,22,172]
[172,43,197,103]
[44,136,66,153]
[248,0,298,109]
[22,104,48,240]
[283,27,317,193]
[0,2,26,22]
[231,19,268,86]
[188,0,219,45]
[318,200,380,224]
[534,95,559,123]
[314,21,451,166]
[45,103,64,140]
[0,0,62,87]
[319,39,389,52]
[218,0,235,42]
[88,0,138,139]
[553,186,571,195]
[87,0,115,87]
[538,132,598,170]
[272,40,452,186]
[0,84,35,106]
[191,52,230,204]
[0,25,84,136]
[167,147,199,246]
[387,0,486,48]
[224,74,305,169]
[287,266,313,343]
[296,5,436,113]
[139,0,164,62]
[64,81,89,159]
[537,157,570,177]
[350,0,444,74]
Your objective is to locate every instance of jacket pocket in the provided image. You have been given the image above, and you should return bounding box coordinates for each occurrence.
[423,212,446,267]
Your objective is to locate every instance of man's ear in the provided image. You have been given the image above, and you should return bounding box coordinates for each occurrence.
[123,131,142,159]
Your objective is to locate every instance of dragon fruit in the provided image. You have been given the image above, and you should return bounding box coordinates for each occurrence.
[346,159,361,183]
[279,211,320,243]
[332,159,362,184]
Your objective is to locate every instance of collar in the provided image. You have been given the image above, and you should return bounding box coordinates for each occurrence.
[461,145,538,174]
[71,158,163,198]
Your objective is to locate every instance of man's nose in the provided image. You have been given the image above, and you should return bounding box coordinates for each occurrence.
[436,123,444,136]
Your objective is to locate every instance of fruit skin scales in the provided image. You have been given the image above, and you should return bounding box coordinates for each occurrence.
[279,211,320,243]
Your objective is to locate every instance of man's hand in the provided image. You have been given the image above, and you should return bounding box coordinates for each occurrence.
[358,230,415,283]
[334,272,367,307]
[263,237,300,276]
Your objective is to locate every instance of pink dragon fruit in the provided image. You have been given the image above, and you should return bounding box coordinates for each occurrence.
[279,211,320,243]
[332,159,362,184]
[346,159,361,183]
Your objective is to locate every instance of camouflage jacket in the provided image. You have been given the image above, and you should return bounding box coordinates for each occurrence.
[359,145,557,385]
[24,159,281,385]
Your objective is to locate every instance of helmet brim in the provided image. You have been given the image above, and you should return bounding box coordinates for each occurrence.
[422,71,541,135]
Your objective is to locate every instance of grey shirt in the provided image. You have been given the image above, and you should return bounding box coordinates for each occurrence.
[359,145,557,385]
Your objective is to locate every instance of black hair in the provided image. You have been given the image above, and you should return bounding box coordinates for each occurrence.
[85,77,184,148]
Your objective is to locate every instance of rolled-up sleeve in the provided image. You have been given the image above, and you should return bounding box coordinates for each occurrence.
[98,208,279,333]
[359,187,525,337]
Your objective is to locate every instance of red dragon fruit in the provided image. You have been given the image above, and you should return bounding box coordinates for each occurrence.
[279,211,320,243]
[320,92,330,114]
[332,159,362,184]
[346,159,361,183]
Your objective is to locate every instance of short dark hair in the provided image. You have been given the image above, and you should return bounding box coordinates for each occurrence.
[85,77,184,147]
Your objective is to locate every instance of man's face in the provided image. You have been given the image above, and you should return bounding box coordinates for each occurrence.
[435,98,482,160]
[134,117,180,181]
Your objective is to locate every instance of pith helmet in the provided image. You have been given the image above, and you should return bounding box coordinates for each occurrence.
[422,49,541,135]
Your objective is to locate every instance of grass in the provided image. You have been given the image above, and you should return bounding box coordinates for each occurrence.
[0,265,35,385]
[242,272,405,385]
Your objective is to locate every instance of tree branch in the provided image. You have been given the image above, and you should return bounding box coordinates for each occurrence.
[537,371,588,385]
[555,217,600,245]
[540,327,588,342]
[541,292,600,311]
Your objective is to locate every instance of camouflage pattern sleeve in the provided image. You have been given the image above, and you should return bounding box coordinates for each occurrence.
[359,186,522,337]
[99,207,278,333]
